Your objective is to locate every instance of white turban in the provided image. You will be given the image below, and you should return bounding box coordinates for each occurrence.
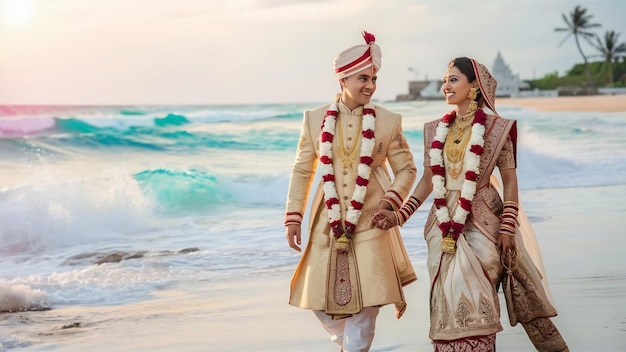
[334,31,381,79]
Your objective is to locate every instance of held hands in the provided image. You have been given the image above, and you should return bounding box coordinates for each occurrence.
[288,205,400,253]
[285,224,302,252]
[369,208,397,230]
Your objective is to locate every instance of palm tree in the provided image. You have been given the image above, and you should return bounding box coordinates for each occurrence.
[590,30,626,85]
[555,5,602,85]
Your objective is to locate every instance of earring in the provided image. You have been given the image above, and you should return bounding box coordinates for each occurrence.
[468,87,478,101]
[467,87,479,115]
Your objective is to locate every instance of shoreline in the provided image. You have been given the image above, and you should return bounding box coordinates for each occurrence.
[2,184,625,351]
[1,95,625,118]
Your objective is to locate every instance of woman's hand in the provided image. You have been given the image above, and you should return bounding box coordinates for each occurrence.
[369,209,397,230]
[498,233,517,259]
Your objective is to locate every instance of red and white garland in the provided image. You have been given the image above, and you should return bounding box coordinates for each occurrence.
[430,109,487,241]
[319,103,376,238]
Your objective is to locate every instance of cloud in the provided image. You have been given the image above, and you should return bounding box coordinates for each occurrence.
[1,0,625,104]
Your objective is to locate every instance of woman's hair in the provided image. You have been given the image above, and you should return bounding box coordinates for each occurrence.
[451,57,485,108]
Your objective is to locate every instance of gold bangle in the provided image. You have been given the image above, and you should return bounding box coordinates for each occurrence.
[409,195,422,207]
[499,226,516,235]
[394,211,403,227]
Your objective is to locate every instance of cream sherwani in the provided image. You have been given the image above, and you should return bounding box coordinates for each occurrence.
[285,101,417,314]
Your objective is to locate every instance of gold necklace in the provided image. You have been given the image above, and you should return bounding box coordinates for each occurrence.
[336,117,362,169]
[445,110,476,178]
[457,109,475,122]
[448,117,473,144]
[444,127,472,179]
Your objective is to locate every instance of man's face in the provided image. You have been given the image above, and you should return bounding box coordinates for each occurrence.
[340,68,377,109]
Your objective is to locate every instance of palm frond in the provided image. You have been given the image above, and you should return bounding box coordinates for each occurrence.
[558,33,573,47]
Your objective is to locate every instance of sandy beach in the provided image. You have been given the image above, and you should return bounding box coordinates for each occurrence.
[2,95,625,352]
[4,185,624,352]
[499,94,626,112]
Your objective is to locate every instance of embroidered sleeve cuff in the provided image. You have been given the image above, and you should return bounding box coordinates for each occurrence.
[381,190,403,210]
[285,212,303,226]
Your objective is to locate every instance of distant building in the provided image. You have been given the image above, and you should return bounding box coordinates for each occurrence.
[420,80,445,99]
[491,51,529,97]
[396,80,443,101]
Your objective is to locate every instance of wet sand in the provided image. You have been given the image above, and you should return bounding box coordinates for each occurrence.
[499,94,626,112]
[2,185,625,351]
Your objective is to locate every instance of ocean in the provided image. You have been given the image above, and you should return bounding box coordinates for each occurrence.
[1,101,625,351]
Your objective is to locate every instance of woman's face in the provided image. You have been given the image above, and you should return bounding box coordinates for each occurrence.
[441,66,473,106]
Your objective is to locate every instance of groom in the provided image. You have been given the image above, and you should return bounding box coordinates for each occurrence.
[284,31,417,351]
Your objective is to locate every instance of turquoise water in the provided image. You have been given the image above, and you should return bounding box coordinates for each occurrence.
[0,102,625,341]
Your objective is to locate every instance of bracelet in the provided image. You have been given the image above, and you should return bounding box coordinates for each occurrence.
[503,200,519,209]
[399,209,409,223]
[397,194,423,225]
[394,211,403,227]
[499,201,519,236]
[382,191,403,210]
[500,215,518,226]
[499,223,516,234]
[410,195,423,207]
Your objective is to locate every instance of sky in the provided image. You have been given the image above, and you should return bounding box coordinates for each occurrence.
[0,0,624,105]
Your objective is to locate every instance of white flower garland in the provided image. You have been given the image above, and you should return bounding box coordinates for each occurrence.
[429,109,487,240]
[319,102,376,237]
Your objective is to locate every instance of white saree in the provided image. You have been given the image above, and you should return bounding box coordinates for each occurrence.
[423,115,566,351]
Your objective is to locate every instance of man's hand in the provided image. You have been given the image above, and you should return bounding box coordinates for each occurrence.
[369,208,397,229]
[285,224,302,252]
